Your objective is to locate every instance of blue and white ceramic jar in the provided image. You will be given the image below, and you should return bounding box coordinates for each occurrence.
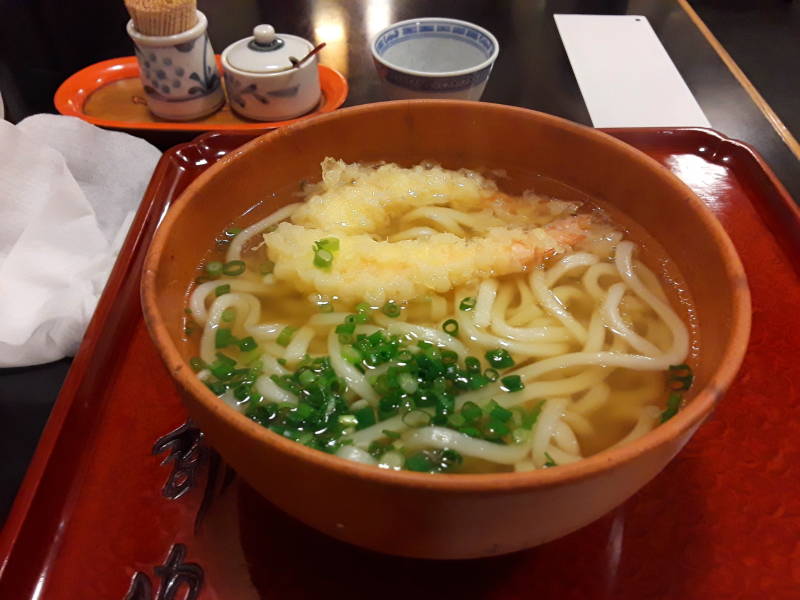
[371,18,499,101]
[127,11,224,121]
[221,25,321,122]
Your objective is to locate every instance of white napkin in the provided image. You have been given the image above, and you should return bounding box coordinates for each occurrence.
[0,115,161,367]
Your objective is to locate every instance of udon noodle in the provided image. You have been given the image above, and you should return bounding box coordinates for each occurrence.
[185,159,696,474]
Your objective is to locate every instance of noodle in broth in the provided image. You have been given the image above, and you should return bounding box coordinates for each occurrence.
[185,159,696,474]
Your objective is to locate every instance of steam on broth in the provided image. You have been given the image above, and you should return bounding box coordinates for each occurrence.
[186,159,696,474]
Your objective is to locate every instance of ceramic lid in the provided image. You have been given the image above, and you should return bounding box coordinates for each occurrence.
[225,25,313,73]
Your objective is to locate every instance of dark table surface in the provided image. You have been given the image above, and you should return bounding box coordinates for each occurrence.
[0,0,797,525]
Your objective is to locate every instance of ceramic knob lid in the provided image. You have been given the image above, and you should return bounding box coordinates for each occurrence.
[223,24,313,73]
[252,25,279,47]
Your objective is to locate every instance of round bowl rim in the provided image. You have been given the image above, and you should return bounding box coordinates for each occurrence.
[370,17,500,78]
[141,99,751,493]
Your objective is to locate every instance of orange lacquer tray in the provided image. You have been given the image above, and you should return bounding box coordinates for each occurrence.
[54,56,348,133]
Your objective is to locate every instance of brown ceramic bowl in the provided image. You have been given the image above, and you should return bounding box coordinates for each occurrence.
[141,101,750,559]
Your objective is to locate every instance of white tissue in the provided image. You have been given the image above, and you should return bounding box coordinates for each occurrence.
[0,115,161,367]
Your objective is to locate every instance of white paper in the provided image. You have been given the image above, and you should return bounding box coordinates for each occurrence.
[554,14,710,128]
[0,115,161,367]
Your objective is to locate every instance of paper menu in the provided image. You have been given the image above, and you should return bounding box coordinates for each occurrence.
[554,14,711,128]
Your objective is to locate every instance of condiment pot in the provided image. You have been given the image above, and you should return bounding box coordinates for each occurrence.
[222,25,321,121]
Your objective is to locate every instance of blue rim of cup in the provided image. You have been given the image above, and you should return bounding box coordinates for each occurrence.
[371,17,499,78]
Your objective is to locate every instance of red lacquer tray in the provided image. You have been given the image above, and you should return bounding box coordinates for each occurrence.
[1,129,798,599]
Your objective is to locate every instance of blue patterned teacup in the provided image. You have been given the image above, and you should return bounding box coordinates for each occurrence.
[371,18,499,101]
[127,11,224,121]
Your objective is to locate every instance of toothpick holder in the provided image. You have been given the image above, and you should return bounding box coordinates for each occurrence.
[126,10,224,121]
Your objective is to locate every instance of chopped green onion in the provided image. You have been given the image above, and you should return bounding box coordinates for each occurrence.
[215,284,230,297]
[298,369,317,386]
[196,304,564,467]
[207,381,227,395]
[484,419,510,439]
[485,348,515,369]
[660,393,682,423]
[214,352,236,367]
[317,237,339,251]
[396,349,414,364]
[233,384,252,402]
[459,297,476,311]
[522,400,545,430]
[313,238,340,269]
[189,357,205,372]
[240,349,262,366]
[290,403,315,424]
[205,261,223,277]
[222,260,246,276]
[338,414,358,427]
[314,248,333,268]
[340,344,362,365]
[405,453,434,472]
[209,353,236,379]
[483,399,500,416]
[447,413,466,428]
[442,319,459,337]
[464,356,481,374]
[512,428,529,444]
[221,307,236,322]
[668,363,694,392]
[490,404,513,422]
[402,410,431,427]
[544,452,557,468]
[353,406,376,429]
[238,336,258,352]
[215,328,237,349]
[276,326,297,347]
[500,375,524,392]
[440,449,463,471]
[458,425,482,438]
[397,372,419,394]
[335,323,356,339]
[441,350,458,365]
[467,374,489,390]
[461,401,482,422]
[225,227,242,237]
[367,440,390,458]
[259,260,275,275]
[382,301,401,318]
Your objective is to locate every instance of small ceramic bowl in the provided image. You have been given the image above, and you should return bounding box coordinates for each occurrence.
[127,10,224,121]
[142,101,750,559]
[221,25,321,122]
[371,18,499,101]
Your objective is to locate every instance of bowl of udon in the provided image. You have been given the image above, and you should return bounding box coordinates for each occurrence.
[142,100,750,559]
